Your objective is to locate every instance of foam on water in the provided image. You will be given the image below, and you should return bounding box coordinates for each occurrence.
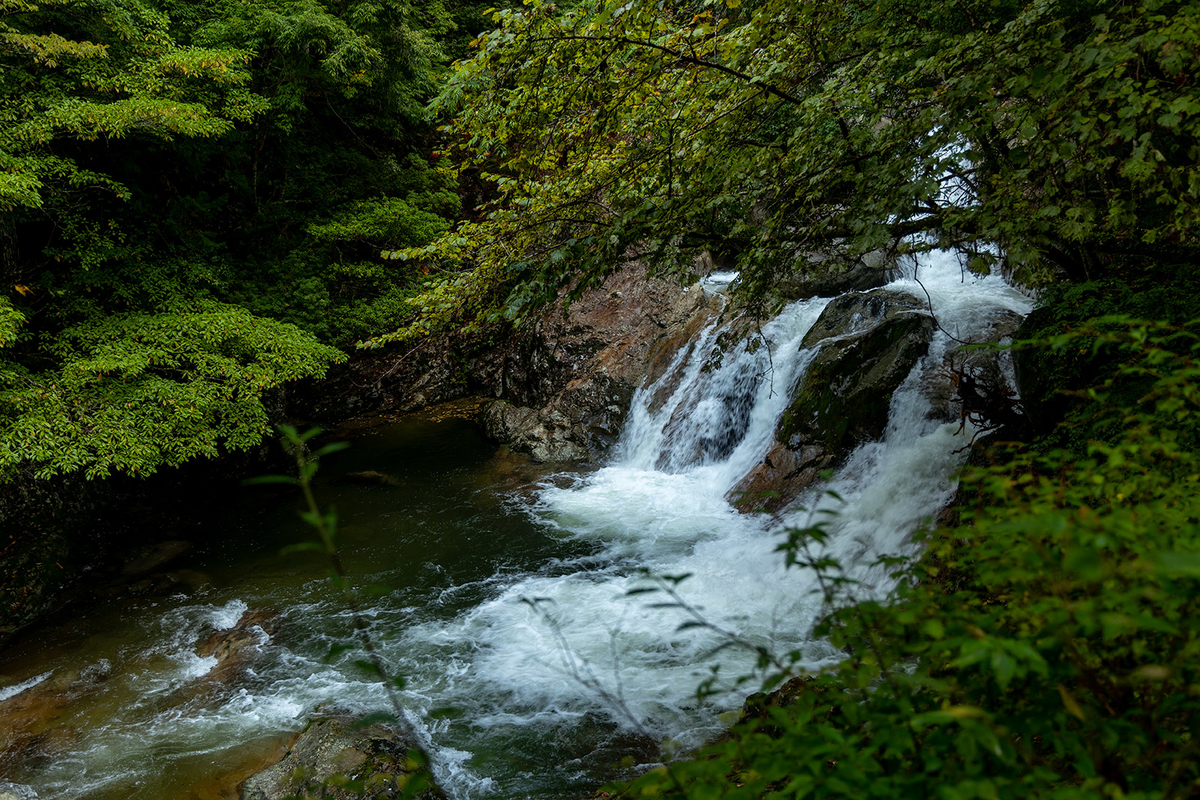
[0,671,51,703]
[208,598,249,630]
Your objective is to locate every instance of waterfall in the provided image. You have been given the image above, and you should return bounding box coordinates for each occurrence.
[406,250,1033,795]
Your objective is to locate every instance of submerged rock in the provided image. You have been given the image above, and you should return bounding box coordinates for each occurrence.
[240,715,444,800]
[730,290,935,512]
[0,664,110,776]
[340,470,404,488]
[0,783,37,800]
[196,609,281,689]
[120,539,193,577]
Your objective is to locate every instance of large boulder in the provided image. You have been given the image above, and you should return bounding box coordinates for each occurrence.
[729,290,935,512]
[240,715,444,800]
[481,374,634,463]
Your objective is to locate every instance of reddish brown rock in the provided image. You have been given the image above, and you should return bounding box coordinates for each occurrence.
[294,262,722,463]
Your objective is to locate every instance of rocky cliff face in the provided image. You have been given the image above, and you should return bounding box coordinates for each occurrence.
[297,263,723,462]
[481,265,723,462]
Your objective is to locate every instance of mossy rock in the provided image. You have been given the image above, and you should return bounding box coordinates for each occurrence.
[240,716,444,800]
[729,290,934,512]
[780,292,935,455]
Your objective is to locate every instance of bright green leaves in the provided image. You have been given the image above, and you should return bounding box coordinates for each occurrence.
[308,196,452,249]
[389,0,1200,342]
[0,303,344,480]
[0,296,25,348]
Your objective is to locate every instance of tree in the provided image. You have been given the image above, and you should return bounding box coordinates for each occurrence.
[372,0,1199,345]
[0,0,343,481]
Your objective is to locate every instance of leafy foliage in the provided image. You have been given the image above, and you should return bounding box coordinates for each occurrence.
[375,0,1200,344]
[623,319,1200,799]
[0,303,344,479]
[0,0,266,209]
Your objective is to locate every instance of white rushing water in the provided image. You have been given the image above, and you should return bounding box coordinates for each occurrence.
[10,250,1032,800]
[400,250,1033,795]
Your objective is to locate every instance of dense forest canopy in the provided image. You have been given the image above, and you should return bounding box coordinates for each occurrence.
[0,0,491,481]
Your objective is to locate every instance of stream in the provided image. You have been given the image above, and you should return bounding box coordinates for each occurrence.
[0,252,1032,799]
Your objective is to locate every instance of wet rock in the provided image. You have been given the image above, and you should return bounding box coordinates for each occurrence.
[1011,304,1068,435]
[471,447,565,501]
[196,609,281,688]
[121,539,193,577]
[481,372,636,463]
[0,783,38,800]
[341,470,404,488]
[151,608,281,714]
[729,290,935,512]
[162,568,211,593]
[727,440,831,513]
[240,716,444,800]
[126,568,210,597]
[786,291,934,452]
[549,710,661,783]
[483,264,721,463]
[922,308,1026,425]
[482,401,591,463]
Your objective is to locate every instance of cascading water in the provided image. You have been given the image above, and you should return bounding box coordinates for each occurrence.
[0,251,1032,800]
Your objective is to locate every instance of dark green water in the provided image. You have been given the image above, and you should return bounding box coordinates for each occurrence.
[0,415,635,800]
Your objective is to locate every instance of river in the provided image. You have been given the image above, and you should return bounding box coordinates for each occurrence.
[0,252,1032,799]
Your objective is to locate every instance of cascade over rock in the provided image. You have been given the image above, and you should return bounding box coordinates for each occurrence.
[481,265,722,462]
[729,289,935,512]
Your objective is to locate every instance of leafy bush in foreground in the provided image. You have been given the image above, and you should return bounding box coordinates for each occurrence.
[626,319,1200,799]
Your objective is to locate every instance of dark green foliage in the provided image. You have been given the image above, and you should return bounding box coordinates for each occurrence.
[0,0,505,482]
[1016,264,1200,441]
[377,0,1200,342]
